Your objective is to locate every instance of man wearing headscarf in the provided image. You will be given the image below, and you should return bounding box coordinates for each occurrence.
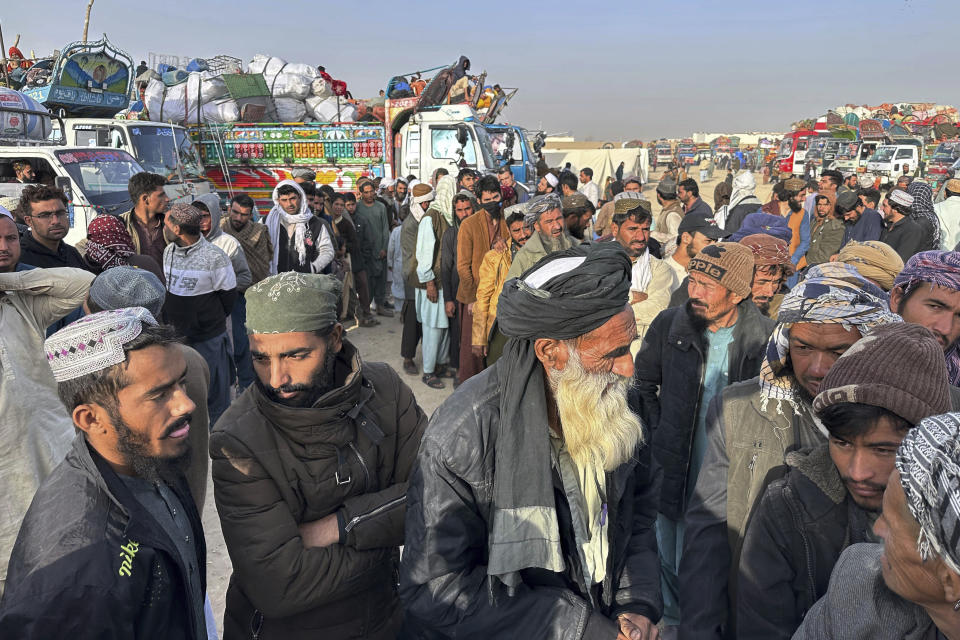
[413,183,454,389]
[881,189,926,262]
[506,193,576,279]
[400,242,662,639]
[635,242,772,631]
[906,180,941,252]
[738,323,950,639]
[722,172,762,235]
[81,213,166,283]
[833,240,903,291]
[840,186,884,246]
[935,179,960,251]
[738,233,794,317]
[891,251,960,389]
[210,272,427,639]
[265,180,335,275]
[792,412,960,640]
[679,262,901,639]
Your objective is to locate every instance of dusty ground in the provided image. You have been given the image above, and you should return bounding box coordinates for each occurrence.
[203,166,776,632]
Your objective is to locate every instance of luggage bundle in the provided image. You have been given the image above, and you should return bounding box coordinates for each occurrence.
[142,54,358,125]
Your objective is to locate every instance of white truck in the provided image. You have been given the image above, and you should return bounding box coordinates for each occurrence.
[866,143,921,185]
[53,118,213,201]
[386,102,498,183]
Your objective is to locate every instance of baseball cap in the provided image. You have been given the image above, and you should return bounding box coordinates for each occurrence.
[678,212,726,240]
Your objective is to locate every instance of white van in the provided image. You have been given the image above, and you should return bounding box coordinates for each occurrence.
[866,144,920,185]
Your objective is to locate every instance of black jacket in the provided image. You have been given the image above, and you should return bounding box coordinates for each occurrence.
[19,231,89,270]
[634,300,774,520]
[0,435,206,639]
[737,444,876,640]
[399,366,663,639]
[881,215,926,262]
[722,198,762,235]
[440,224,460,308]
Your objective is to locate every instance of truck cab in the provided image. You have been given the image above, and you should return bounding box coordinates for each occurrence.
[0,146,144,246]
[866,143,921,185]
[830,141,862,174]
[676,141,697,167]
[654,143,672,168]
[54,118,212,200]
[391,104,498,182]
[925,140,960,188]
[486,123,539,194]
[776,130,816,177]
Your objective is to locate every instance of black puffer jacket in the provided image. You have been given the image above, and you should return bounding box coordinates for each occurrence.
[634,300,773,520]
[736,444,876,640]
[399,365,663,639]
[0,435,206,639]
[211,340,427,639]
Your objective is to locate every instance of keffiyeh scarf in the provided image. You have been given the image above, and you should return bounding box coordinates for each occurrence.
[759,262,901,413]
[894,250,960,386]
[907,181,942,250]
[896,412,960,574]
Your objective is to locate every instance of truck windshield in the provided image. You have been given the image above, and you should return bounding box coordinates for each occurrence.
[776,138,792,159]
[128,125,204,180]
[871,147,896,162]
[56,149,142,213]
[836,143,860,160]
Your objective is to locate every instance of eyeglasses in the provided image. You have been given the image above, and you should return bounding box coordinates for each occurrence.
[29,209,69,221]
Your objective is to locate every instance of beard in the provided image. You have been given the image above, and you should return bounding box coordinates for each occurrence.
[539,231,566,252]
[788,198,803,213]
[257,348,338,408]
[547,347,644,472]
[110,408,191,484]
[753,297,771,315]
[684,299,711,333]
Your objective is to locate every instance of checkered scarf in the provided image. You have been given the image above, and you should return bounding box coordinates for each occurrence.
[896,412,960,574]
[894,251,960,386]
[85,214,135,270]
[759,262,901,413]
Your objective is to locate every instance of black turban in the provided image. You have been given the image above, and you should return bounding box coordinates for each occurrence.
[487,240,632,592]
[497,240,632,341]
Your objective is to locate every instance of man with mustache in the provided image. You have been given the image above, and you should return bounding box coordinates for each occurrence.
[506,193,577,279]
[737,233,795,318]
[1,308,206,638]
[611,198,677,347]
[401,242,663,639]
[210,272,427,639]
[891,251,960,390]
[634,242,772,635]
[16,184,88,270]
[737,323,950,639]
[678,262,900,640]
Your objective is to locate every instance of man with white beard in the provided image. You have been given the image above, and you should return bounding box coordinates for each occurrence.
[400,241,663,639]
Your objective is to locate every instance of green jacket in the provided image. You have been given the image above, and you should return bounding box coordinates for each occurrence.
[677,377,824,638]
[505,231,576,281]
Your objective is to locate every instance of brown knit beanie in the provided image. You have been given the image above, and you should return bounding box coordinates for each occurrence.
[687,242,755,298]
[813,323,950,425]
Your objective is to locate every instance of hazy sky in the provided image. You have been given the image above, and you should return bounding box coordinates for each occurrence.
[8,0,954,140]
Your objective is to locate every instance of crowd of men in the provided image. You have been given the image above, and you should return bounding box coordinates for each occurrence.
[3,159,960,640]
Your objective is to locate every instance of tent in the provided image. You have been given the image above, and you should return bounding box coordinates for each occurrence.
[541,147,648,189]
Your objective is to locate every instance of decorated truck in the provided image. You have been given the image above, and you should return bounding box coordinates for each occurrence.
[14,35,210,199]
[0,88,145,245]
[190,122,387,210]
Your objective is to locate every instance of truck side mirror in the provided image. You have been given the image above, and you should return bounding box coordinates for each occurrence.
[456,124,469,147]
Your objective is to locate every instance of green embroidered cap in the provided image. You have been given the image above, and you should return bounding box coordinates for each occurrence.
[245,272,342,335]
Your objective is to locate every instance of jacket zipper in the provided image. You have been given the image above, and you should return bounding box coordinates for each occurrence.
[347,441,371,492]
[783,483,817,607]
[344,494,407,533]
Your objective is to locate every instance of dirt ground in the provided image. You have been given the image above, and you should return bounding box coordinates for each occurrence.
[202,166,776,633]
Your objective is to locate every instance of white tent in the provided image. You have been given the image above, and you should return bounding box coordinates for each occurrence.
[541,148,648,188]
